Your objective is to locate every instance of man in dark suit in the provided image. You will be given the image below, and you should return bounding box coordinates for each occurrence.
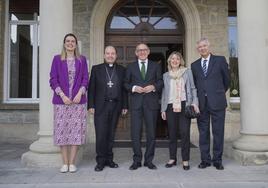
[88,46,128,172]
[124,43,163,170]
[191,38,230,170]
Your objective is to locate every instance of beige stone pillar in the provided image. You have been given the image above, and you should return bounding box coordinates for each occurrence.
[232,0,268,165]
[21,0,73,167]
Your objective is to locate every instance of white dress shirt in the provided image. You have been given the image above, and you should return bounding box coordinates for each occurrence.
[138,59,148,73]
[201,54,211,69]
[132,59,149,92]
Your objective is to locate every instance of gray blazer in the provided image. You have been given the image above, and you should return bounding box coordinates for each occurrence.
[161,68,199,112]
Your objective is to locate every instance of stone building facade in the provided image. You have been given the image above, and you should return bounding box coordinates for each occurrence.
[0,0,267,166]
[0,0,233,142]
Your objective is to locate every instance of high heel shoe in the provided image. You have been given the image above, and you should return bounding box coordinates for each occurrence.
[182,161,190,170]
[165,160,177,168]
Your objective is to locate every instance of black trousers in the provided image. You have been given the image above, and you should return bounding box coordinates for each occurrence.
[166,102,191,161]
[197,97,225,163]
[94,101,120,165]
[131,105,158,164]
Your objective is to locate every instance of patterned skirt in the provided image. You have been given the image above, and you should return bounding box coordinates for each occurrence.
[53,104,87,146]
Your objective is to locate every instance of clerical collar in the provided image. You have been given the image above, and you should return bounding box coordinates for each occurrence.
[105,63,115,67]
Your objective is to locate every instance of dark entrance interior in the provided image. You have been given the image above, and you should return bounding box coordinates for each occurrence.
[105,0,185,141]
[148,43,183,139]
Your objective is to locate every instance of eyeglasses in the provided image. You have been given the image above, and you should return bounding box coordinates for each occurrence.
[136,48,149,53]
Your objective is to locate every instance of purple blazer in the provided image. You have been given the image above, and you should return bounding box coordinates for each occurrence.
[49,55,89,104]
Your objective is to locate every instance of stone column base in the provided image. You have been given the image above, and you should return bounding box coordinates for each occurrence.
[22,148,84,168]
[232,149,268,165]
[21,151,62,167]
[21,137,84,167]
[232,134,268,165]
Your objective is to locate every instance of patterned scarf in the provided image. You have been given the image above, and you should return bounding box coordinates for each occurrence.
[169,67,187,112]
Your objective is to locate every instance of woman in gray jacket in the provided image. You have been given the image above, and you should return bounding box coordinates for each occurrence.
[161,51,199,170]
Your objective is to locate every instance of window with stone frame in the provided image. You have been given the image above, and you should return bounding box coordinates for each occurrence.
[228,0,240,102]
[108,0,183,31]
[5,0,39,103]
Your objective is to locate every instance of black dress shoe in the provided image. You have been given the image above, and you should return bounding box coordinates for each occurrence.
[144,162,157,170]
[165,160,177,168]
[183,164,190,170]
[129,162,141,170]
[213,163,224,170]
[94,164,104,172]
[198,161,211,169]
[106,161,119,168]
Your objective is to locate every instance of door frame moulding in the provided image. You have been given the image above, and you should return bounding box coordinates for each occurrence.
[89,0,201,66]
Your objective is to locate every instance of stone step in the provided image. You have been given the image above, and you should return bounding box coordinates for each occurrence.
[0,182,267,188]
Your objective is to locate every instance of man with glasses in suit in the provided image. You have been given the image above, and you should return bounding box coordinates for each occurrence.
[124,43,163,170]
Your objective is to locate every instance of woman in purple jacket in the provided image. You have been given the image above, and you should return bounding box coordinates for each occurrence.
[49,33,89,173]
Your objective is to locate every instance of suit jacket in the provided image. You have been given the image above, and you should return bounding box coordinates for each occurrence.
[191,54,230,111]
[49,55,89,104]
[124,60,163,110]
[161,68,199,112]
[87,63,128,115]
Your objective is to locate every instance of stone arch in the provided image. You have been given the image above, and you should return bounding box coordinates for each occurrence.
[89,0,201,66]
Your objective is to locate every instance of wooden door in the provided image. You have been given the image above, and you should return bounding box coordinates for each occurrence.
[105,0,185,141]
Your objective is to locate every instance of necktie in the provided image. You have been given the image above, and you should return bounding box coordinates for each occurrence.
[141,62,146,80]
[202,59,208,76]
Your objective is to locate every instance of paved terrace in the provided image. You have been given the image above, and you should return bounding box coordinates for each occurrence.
[0,142,267,188]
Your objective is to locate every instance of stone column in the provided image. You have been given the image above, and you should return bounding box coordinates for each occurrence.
[232,0,268,165]
[21,0,73,167]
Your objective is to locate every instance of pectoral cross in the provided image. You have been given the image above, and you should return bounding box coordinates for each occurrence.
[107,81,114,88]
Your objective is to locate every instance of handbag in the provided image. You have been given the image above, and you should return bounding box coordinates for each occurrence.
[185,105,200,119]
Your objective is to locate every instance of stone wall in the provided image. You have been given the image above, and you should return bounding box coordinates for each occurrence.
[0,110,39,142]
[193,0,229,58]
[0,0,240,144]
[0,110,39,124]
[73,0,97,62]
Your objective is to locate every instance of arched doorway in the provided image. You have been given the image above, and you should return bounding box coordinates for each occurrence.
[105,0,185,140]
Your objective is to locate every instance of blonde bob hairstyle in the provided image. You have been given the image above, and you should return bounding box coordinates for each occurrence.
[60,33,81,60]
[167,51,186,71]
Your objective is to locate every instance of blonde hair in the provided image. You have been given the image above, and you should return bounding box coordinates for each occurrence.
[60,33,81,60]
[167,51,186,71]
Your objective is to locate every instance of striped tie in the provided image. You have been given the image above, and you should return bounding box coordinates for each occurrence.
[202,59,208,76]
